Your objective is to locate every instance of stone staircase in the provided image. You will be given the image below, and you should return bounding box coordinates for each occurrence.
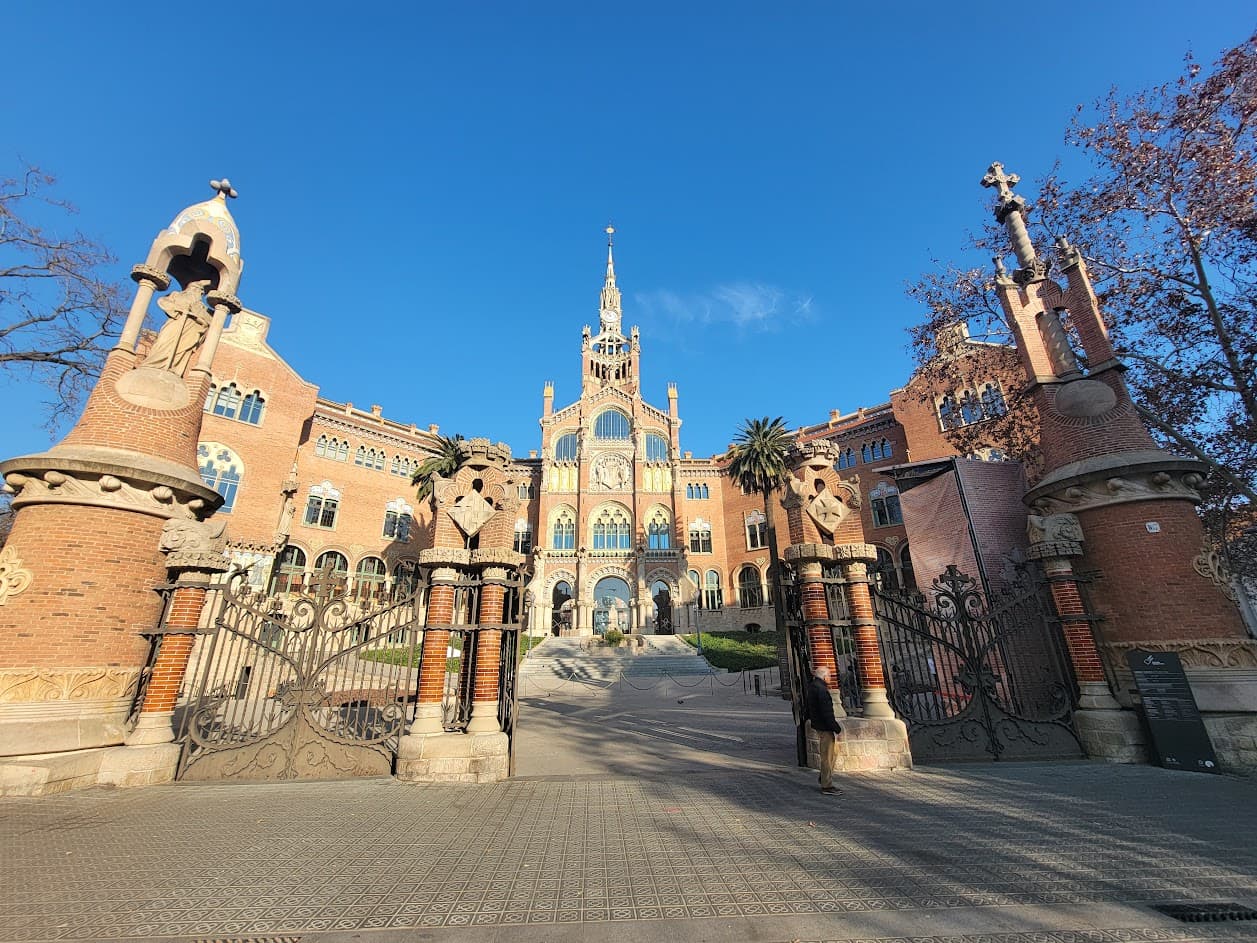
[518,636,714,683]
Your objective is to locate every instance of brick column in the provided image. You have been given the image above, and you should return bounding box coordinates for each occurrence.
[795,557,845,718]
[1028,539,1119,710]
[842,559,895,719]
[1028,516,1144,762]
[467,568,507,733]
[414,571,457,734]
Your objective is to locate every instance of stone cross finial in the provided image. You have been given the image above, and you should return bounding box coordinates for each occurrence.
[210,178,239,200]
[981,162,1020,201]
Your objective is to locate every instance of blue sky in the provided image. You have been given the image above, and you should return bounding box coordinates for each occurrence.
[2,3,1254,461]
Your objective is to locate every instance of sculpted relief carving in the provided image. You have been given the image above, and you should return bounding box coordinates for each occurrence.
[0,667,140,704]
[0,546,34,606]
[4,468,211,521]
[591,453,632,491]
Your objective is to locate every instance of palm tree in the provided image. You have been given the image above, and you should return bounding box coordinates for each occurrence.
[727,417,807,765]
[412,434,465,501]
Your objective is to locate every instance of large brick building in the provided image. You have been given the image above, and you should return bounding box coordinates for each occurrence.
[198,228,1017,636]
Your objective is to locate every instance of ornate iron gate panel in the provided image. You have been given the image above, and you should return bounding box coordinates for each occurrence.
[873,566,1082,762]
[175,572,425,782]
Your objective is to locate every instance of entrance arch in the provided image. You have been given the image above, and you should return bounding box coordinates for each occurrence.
[593,576,631,635]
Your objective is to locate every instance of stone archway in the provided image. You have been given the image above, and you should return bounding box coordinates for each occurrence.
[592,576,631,636]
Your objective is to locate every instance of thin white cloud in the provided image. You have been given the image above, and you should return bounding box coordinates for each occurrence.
[633,283,816,333]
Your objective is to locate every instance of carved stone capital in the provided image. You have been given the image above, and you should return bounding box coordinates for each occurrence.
[165,550,231,573]
[205,290,243,314]
[1026,513,1084,561]
[130,264,171,290]
[419,547,471,568]
[1027,540,1083,561]
[470,548,524,569]
[832,543,878,564]
[0,546,34,606]
[2,453,221,522]
[784,543,834,564]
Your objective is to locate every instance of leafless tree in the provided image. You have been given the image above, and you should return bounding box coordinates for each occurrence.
[0,165,126,427]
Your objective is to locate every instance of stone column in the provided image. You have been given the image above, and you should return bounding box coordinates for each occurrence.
[190,292,242,378]
[115,265,171,352]
[842,558,894,719]
[1027,515,1145,762]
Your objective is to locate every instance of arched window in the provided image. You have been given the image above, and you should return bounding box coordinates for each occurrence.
[900,543,916,591]
[981,382,1007,417]
[880,438,892,459]
[353,557,387,603]
[688,570,700,594]
[211,383,242,420]
[355,446,369,467]
[304,481,340,529]
[203,384,216,412]
[745,510,767,550]
[872,547,897,590]
[592,505,632,550]
[513,519,532,554]
[383,498,414,541]
[313,550,349,595]
[518,481,534,500]
[315,435,348,461]
[836,448,855,470]
[646,507,671,550]
[688,518,713,554]
[197,442,243,513]
[594,409,630,440]
[960,390,983,424]
[239,391,265,425]
[551,507,576,550]
[645,433,669,462]
[704,570,723,610]
[392,560,419,600]
[554,432,579,461]
[861,443,873,464]
[738,565,764,609]
[938,394,958,430]
[271,545,306,594]
[871,482,903,527]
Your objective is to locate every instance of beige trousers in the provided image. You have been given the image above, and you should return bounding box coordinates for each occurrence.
[816,729,837,788]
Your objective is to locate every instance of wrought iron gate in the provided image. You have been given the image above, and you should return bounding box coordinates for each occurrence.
[873,566,1082,762]
[175,571,425,781]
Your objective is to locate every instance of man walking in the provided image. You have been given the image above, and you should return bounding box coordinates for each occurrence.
[805,666,843,794]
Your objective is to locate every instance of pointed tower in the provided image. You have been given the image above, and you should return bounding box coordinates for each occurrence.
[0,181,243,769]
[581,227,641,395]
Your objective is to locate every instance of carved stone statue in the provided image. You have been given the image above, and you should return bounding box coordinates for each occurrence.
[1027,512,1084,547]
[143,280,212,374]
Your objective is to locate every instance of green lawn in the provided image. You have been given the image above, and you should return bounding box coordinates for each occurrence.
[681,630,782,671]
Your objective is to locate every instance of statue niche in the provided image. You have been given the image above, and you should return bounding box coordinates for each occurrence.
[143,279,213,375]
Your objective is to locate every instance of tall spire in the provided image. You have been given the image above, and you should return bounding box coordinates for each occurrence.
[599,225,622,330]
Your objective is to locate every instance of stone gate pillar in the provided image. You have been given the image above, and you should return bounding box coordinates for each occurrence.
[1027,514,1145,762]
[398,439,521,783]
[840,556,895,720]
[0,181,242,794]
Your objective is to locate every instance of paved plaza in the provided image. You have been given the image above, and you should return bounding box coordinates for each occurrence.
[3,672,1257,943]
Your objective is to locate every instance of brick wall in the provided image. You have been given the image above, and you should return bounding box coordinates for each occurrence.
[0,503,164,669]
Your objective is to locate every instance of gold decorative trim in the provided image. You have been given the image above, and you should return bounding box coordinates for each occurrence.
[0,546,33,605]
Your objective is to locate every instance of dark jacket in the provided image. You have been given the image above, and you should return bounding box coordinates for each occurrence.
[805,675,843,734]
